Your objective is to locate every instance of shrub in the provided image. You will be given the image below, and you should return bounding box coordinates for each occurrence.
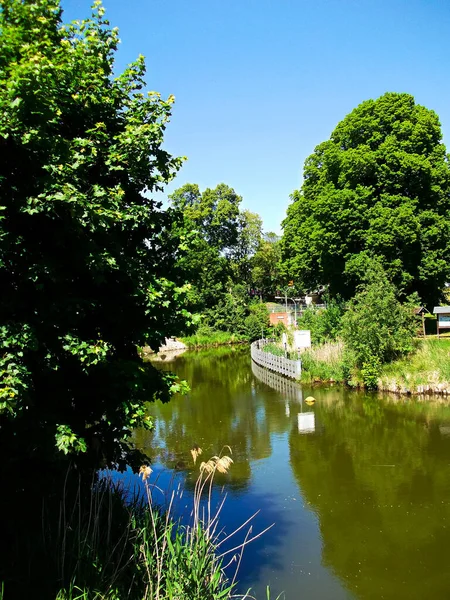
[342,264,418,369]
[296,297,345,344]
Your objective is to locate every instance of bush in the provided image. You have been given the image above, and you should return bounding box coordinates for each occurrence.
[245,301,270,341]
[271,321,287,341]
[296,297,344,344]
[342,264,418,369]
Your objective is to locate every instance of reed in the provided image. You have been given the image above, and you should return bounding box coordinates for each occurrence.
[300,342,346,383]
[48,447,272,600]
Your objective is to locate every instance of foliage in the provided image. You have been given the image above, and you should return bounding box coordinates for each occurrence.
[296,297,344,344]
[252,232,282,296]
[191,296,269,344]
[0,0,191,467]
[262,342,285,357]
[271,321,287,341]
[379,337,450,392]
[360,357,382,390]
[341,263,418,369]
[169,182,242,254]
[262,342,299,360]
[281,92,450,305]
[181,330,247,348]
[169,183,270,340]
[169,184,265,330]
[2,453,261,600]
[299,342,345,383]
[202,284,249,334]
[244,301,270,341]
[232,209,263,284]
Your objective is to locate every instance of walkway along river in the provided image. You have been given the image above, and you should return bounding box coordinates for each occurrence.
[133,346,450,600]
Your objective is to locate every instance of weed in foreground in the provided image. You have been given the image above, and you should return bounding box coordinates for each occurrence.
[50,447,273,600]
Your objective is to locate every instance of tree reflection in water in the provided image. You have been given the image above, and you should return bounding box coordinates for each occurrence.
[290,390,450,600]
[135,348,450,599]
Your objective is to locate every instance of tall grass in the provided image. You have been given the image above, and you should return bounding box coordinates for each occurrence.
[299,342,345,383]
[379,338,450,392]
[22,448,273,600]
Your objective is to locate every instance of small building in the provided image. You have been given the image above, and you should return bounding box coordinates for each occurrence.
[269,311,291,327]
[433,306,450,338]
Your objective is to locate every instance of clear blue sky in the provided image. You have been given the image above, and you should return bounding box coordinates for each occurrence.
[63,0,450,234]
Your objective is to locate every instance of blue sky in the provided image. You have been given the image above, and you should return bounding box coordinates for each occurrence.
[63,0,450,234]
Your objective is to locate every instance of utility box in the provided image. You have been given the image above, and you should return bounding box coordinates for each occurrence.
[294,330,311,349]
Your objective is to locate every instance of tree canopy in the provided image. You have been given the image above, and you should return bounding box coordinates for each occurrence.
[252,232,282,297]
[0,0,190,468]
[281,92,450,305]
[169,182,242,253]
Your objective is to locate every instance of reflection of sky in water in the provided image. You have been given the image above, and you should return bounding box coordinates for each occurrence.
[121,348,450,600]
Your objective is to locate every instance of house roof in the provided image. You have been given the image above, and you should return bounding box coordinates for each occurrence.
[433,306,450,314]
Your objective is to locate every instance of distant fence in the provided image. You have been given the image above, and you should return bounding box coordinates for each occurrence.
[250,339,301,380]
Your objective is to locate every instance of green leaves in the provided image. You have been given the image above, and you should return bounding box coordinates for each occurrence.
[0,0,191,464]
[341,263,418,369]
[55,424,87,455]
[281,92,450,304]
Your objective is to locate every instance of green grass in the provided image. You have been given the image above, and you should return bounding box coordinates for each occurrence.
[181,331,247,348]
[299,342,345,383]
[379,338,450,392]
[262,342,300,360]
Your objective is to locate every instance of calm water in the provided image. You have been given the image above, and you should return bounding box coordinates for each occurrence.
[132,346,450,599]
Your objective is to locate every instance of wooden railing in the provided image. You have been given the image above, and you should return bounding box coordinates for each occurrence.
[250,339,301,380]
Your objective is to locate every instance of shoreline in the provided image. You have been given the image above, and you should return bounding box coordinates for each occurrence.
[301,376,450,397]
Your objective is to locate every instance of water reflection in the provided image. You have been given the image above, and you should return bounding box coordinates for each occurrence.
[136,348,450,599]
[289,391,450,600]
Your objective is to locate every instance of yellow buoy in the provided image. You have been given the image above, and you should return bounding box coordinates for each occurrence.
[305,396,316,405]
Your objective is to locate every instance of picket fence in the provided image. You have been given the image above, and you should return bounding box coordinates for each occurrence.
[250,339,301,380]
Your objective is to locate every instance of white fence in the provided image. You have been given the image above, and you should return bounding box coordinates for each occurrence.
[251,339,301,380]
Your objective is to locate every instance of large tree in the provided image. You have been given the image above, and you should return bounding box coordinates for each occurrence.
[252,232,282,297]
[281,93,450,304]
[169,182,242,253]
[0,0,190,468]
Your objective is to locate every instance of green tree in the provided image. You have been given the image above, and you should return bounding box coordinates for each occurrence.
[296,296,344,345]
[252,232,282,297]
[281,93,450,305]
[341,263,418,371]
[0,0,190,467]
[169,182,242,253]
[231,209,263,284]
[169,183,266,331]
[244,301,270,341]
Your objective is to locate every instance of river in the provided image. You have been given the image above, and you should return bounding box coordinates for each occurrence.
[130,346,450,599]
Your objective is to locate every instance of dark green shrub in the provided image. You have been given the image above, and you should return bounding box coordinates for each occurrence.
[342,264,418,368]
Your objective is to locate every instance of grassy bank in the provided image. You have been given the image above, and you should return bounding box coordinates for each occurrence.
[379,338,450,394]
[181,331,247,348]
[296,338,450,395]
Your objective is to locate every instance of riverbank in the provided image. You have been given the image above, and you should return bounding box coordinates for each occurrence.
[297,338,450,395]
[180,331,248,349]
